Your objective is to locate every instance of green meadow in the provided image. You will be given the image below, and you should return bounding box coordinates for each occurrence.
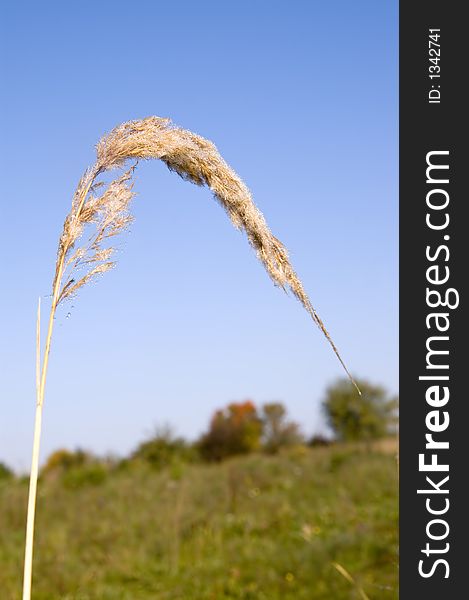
[0,441,398,599]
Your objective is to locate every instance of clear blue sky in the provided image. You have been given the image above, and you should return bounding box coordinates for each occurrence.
[0,1,397,471]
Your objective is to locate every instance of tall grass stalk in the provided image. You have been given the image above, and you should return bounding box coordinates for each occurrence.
[22,116,357,598]
[332,562,370,600]
[22,299,41,600]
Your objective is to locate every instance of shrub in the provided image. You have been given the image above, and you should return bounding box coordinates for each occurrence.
[0,461,14,481]
[131,425,196,469]
[309,434,333,448]
[41,448,90,476]
[61,463,108,489]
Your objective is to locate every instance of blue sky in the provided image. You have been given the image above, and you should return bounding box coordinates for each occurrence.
[0,1,397,470]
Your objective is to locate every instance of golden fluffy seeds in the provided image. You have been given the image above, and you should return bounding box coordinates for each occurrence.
[53,116,357,389]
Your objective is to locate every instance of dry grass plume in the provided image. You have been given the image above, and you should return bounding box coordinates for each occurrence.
[23,116,357,600]
[55,116,357,387]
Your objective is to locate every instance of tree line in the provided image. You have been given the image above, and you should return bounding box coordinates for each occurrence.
[0,377,397,480]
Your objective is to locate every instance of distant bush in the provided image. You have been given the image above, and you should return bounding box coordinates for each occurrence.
[131,425,196,469]
[0,462,14,481]
[61,463,108,489]
[40,448,109,488]
[41,448,91,475]
[198,401,262,461]
[308,434,333,448]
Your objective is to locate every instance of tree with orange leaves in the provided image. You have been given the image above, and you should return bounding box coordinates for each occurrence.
[198,401,262,461]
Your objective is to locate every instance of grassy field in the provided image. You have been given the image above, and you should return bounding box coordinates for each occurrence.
[0,442,398,599]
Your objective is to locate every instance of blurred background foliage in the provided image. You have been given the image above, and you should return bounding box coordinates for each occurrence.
[0,378,398,599]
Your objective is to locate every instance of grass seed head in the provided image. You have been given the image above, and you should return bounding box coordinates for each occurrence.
[52,116,356,388]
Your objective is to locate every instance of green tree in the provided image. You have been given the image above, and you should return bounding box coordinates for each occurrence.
[261,402,303,453]
[131,425,195,468]
[323,378,398,442]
